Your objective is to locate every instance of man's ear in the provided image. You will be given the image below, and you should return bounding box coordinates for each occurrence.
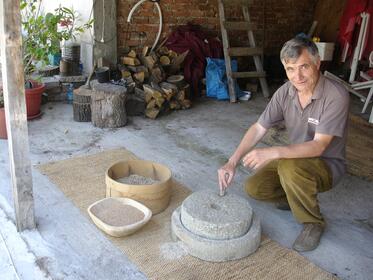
[316,57,321,70]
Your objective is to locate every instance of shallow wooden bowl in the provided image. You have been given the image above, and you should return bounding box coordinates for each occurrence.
[87,197,152,237]
[106,160,172,214]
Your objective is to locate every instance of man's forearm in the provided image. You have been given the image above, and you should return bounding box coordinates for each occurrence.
[273,139,329,159]
[229,123,267,166]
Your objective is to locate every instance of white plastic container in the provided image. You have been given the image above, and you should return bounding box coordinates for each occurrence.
[315,42,335,61]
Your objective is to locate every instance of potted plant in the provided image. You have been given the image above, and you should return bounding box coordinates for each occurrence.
[21,0,61,119]
[20,1,93,119]
[56,6,93,45]
[56,6,93,75]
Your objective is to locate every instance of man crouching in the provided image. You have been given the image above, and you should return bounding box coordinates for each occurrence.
[218,37,349,252]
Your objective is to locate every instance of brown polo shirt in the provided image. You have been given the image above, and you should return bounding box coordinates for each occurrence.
[258,74,350,186]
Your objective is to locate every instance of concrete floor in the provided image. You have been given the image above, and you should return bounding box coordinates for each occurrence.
[0,94,372,279]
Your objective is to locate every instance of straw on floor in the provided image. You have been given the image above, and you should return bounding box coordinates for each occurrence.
[38,148,338,280]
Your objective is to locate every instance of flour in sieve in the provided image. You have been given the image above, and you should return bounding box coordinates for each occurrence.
[116,174,160,185]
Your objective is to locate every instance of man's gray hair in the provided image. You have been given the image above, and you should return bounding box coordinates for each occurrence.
[280,37,320,64]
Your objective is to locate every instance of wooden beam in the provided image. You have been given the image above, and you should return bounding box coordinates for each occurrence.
[232,71,266,78]
[0,0,35,231]
[218,0,236,103]
[228,47,263,57]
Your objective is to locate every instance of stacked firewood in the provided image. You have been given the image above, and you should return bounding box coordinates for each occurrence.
[119,46,191,119]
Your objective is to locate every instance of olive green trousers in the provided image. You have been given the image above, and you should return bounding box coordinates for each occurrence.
[245,158,333,225]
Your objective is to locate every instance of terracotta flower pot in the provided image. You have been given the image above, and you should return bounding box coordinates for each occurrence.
[25,81,45,120]
[0,107,7,139]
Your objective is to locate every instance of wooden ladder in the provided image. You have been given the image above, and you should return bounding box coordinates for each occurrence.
[218,0,269,102]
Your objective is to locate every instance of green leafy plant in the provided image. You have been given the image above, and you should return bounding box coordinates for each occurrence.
[21,0,61,78]
[20,0,93,80]
[55,6,94,43]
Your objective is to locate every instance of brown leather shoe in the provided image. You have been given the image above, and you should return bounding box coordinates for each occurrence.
[275,201,291,211]
[292,223,324,252]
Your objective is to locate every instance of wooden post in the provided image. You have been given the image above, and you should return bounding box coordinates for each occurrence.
[218,0,236,103]
[0,0,35,231]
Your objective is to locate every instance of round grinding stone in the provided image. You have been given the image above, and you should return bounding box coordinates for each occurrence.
[172,207,261,262]
[180,190,253,240]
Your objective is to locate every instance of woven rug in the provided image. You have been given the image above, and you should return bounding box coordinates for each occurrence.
[261,114,373,181]
[37,149,337,280]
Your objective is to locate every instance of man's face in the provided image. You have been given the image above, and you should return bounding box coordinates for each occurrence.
[283,49,320,93]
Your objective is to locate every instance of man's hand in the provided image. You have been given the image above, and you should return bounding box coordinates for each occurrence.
[242,147,278,171]
[218,160,236,193]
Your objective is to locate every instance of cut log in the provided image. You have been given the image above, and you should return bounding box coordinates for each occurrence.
[160,55,171,65]
[177,89,186,101]
[167,75,185,88]
[158,46,169,56]
[91,83,127,128]
[133,72,145,83]
[153,92,165,107]
[127,65,148,73]
[145,108,160,119]
[172,50,189,66]
[150,82,163,92]
[160,82,178,92]
[73,87,92,122]
[150,52,159,62]
[162,88,174,101]
[146,99,157,109]
[142,55,156,70]
[168,50,178,59]
[160,82,177,101]
[143,84,155,95]
[150,66,165,84]
[143,84,155,103]
[169,50,189,74]
[127,50,137,58]
[121,56,140,66]
[142,46,149,57]
[121,70,131,78]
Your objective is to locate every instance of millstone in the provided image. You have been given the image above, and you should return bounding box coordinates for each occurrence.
[180,190,252,240]
[172,207,261,262]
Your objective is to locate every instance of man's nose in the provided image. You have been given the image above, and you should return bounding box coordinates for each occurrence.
[295,68,303,80]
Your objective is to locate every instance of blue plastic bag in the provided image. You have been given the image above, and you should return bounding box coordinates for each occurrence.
[206,58,243,100]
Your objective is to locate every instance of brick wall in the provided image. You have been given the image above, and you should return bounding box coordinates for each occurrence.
[117,0,317,57]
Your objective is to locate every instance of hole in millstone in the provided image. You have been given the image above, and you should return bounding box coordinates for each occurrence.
[209,203,220,210]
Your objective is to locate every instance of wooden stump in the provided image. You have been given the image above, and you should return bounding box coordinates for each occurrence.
[73,87,92,122]
[91,83,127,128]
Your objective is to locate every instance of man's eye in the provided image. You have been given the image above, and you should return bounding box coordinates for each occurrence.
[302,64,309,69]
[286,68,294,72]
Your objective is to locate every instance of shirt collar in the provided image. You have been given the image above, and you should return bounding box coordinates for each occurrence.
[311,74,324,100]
